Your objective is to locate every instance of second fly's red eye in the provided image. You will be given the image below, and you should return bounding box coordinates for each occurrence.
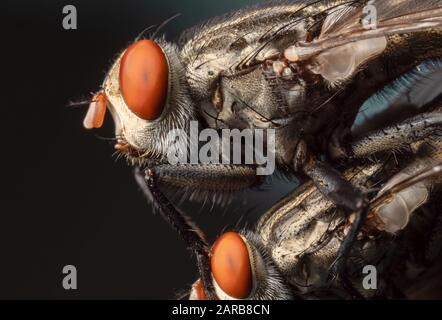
[210,232,253,299]
[119,40,169,120]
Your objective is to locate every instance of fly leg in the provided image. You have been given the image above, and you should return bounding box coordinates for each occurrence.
[301,156,369,282]
[149,163,264,206]
[150,163,263,192]
[335,111,442,161]
[134,164,262,299]
[134,167,216,300]
[321,111,442,281]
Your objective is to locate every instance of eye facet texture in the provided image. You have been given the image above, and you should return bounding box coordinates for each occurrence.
[119,40,168,120]
[211,232,253,299]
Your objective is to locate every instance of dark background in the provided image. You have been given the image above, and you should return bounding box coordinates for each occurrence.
[0,0,298,299]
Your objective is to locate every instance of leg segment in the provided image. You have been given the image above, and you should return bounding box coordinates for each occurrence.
[134,164,262,299]
[134,167,216,299]
[315,111,442,279]
[345,112,442,159]
[302,156,369,280]
[153,163,262,191]
[303,158,366,212]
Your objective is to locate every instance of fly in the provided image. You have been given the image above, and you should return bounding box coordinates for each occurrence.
[183,134,442,299]
[78,0,442,296]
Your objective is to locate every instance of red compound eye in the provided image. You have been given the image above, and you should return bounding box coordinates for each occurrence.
[119,40,169,120]
[210,232,253,299]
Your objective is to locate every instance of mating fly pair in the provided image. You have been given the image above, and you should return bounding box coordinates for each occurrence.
[79,0,442,298]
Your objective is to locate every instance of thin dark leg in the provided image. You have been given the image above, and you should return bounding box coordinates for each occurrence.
[339,274,366,300]
[329,205,368,280]
[303,158,366,212]
[312,111,442,280]
[134,163,264,299]
[303,157,369,281]
[134,167,217,299]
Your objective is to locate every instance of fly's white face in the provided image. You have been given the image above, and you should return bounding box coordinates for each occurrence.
[83,39,195,162]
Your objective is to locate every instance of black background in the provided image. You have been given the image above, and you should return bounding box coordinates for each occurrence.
[0,0,299,299]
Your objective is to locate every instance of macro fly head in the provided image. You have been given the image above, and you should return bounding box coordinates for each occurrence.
[83,38,194,164]
[189,231,293,300]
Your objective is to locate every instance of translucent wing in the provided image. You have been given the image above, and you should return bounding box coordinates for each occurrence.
[182,0,442,82]
[370,161,442,233]
[293,0,442,60]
